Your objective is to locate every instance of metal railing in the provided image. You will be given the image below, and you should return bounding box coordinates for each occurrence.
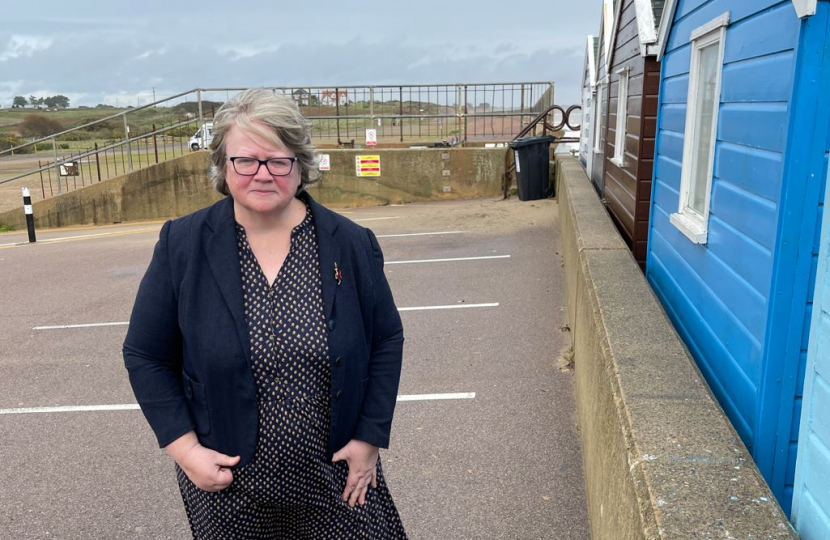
[282,82,555,144]
[0,82,554,211]
[502,104,581,198]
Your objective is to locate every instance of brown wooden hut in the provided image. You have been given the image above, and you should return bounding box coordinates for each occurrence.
[602,0,664,269]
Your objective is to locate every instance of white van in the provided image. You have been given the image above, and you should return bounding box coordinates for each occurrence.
[189,122,214,151]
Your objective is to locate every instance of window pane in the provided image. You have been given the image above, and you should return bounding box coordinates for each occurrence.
[615,73,627,160]
[689,43,719,215]
[594,86,604,149]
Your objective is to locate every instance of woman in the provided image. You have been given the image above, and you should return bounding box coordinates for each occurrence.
[123,88,407,539]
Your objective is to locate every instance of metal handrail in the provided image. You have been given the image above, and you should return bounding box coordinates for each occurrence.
[0,88,199,156]
[502,104,581,198]
[0,117,199,185]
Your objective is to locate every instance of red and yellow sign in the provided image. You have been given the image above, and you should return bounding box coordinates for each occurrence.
[355,155,381,177]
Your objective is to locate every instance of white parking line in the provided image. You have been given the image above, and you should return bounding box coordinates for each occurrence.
[7,228,463,249]
[0,228,159,249]
[33,321,130,330]
[354,217,400,222]
[37,228,158,243]
[33,302,497,330]
[0,393,476,415]
[0,404,140,414]
[387,255,510,265]
[398,303,499,311]
[376,231,464,238]
[396,392,476,402]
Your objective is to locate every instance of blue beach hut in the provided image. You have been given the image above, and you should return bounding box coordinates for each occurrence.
[793,164,830,539]
[646,0,830,521]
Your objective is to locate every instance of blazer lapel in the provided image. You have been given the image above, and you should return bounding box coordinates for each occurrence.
[203,197,251,362]
[303,192,340,321]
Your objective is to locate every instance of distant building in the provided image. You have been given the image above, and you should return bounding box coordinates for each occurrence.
[320,90,348,106]
[292,89,310,106]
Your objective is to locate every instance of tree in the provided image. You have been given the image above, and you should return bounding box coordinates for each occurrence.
[51,95,70,108]
[28,95,38,107]
[12,96,26,108]
[18,114,63,138]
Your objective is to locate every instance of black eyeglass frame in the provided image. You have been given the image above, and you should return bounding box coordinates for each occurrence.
[227,156,299,176]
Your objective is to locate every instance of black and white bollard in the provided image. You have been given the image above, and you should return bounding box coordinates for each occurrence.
[22,187,36,243]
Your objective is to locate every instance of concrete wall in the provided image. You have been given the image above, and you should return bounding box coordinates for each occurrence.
[307,148,504,206]
[0,148,505,229]
[557,155,798,539]
[0,152,222,230]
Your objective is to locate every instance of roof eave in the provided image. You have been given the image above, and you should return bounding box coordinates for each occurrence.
[656,0,679,62]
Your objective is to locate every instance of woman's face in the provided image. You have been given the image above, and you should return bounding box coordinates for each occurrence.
[223,122,301,217]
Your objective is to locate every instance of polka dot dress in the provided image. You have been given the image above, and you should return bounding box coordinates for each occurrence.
[177,204,407,539]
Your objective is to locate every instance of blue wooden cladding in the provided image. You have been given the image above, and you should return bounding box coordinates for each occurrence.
[646,0,830,528]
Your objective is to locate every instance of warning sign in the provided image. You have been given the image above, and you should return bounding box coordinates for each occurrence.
[319,154,331,171]
[355,155,381,177]
[365,129,377,146]
[59,162,79,177]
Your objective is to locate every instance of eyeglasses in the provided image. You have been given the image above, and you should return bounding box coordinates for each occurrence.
[228,156,298,176]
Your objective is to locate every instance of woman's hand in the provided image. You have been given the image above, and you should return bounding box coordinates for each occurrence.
[332,439,379,507]
[164,431,240,492]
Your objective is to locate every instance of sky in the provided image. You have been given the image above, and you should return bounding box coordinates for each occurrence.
[0,0,603,109]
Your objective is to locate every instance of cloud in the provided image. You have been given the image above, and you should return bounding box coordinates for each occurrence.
[0,0,600,107]
[215,44,280,61]
[0,35,53,61]
[0,80,24,91]
[133,47,168,60]
[101,90,157,108]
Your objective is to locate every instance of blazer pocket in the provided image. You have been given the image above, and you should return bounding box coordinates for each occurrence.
[182,372,212,436]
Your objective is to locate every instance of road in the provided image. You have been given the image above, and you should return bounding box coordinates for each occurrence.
[0,197,588,539]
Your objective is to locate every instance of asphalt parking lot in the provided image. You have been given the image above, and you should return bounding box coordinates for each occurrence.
[0,197,589,540]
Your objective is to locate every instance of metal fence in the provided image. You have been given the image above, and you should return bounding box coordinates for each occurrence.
[0,82,553,211]
[281,82,554,143]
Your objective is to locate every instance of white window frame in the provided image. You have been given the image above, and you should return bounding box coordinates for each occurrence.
[670,12,729,245]
[611,67,629,167]
[593,81,605,152]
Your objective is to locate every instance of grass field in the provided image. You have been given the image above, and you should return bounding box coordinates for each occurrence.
[0,107,187,136]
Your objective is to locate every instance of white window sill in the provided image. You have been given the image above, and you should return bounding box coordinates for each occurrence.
[670,212,708,244]
[610,156,625,167]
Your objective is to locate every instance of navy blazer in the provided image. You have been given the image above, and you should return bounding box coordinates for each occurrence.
[123,192,404,466]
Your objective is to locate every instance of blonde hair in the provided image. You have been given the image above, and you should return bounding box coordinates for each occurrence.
[208,88,320,195]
